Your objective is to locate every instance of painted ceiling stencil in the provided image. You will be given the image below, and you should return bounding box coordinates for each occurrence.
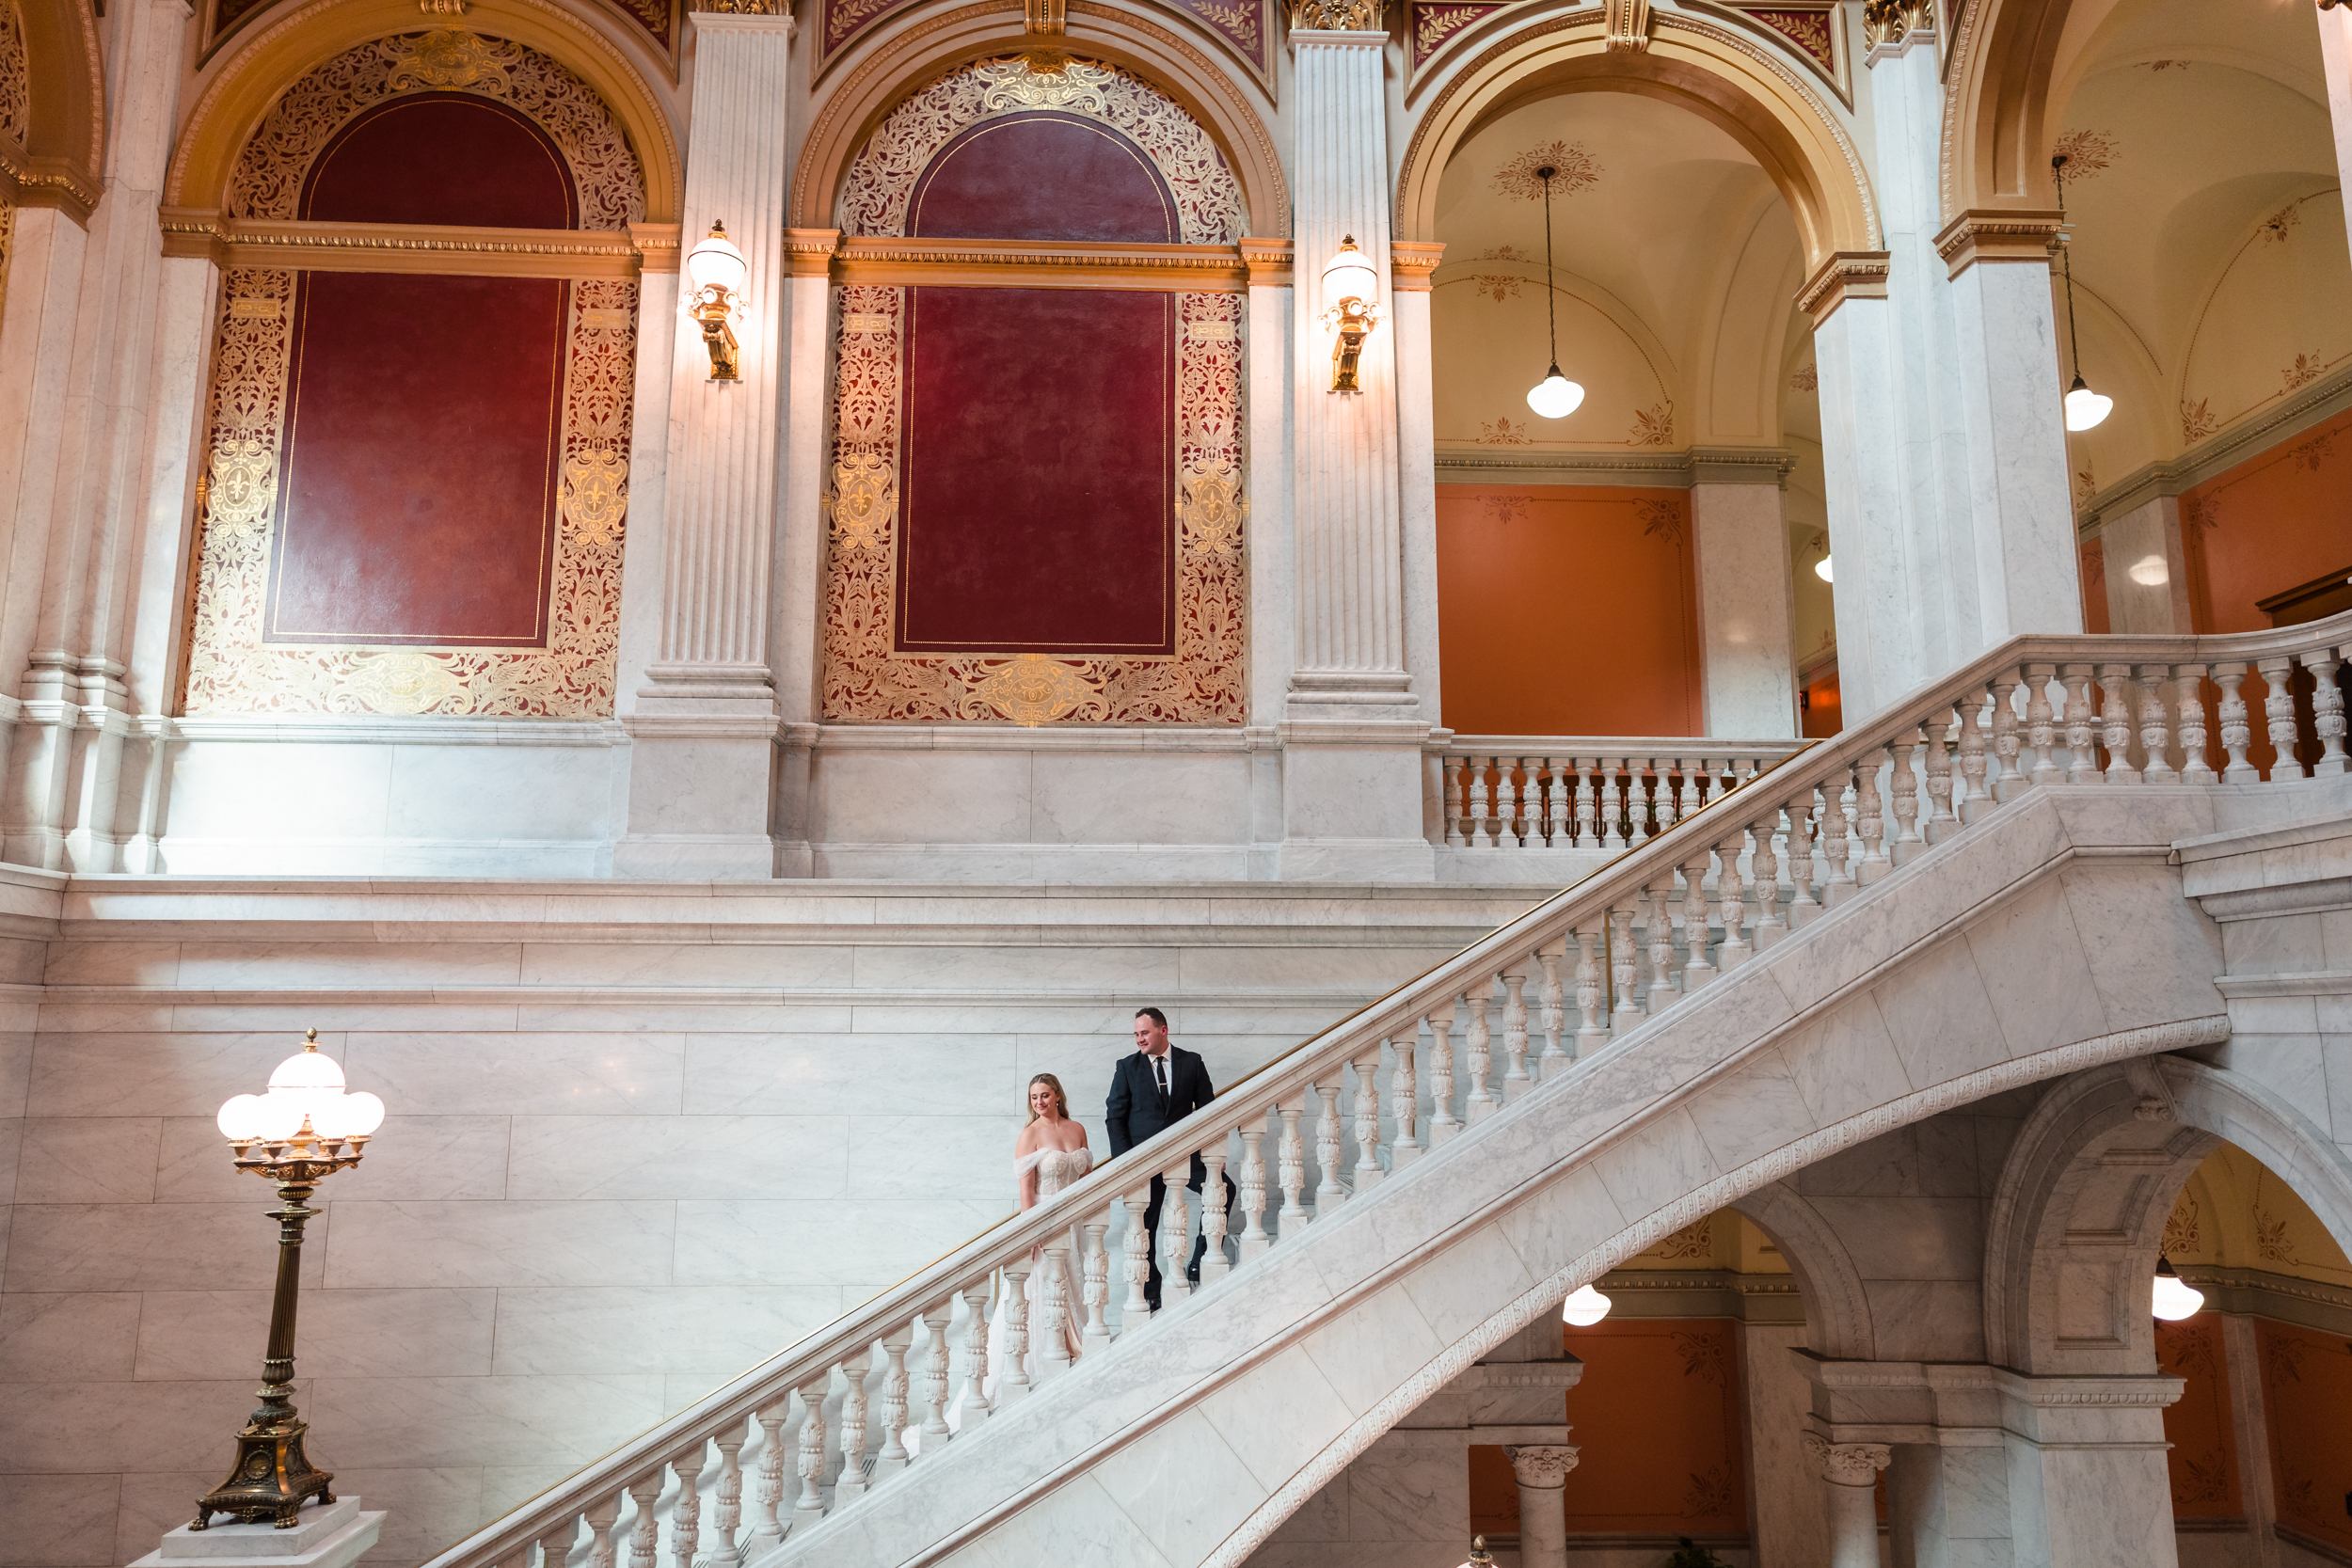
[2051,127,2120,177]
[1409,2,1840,86]
[1492,139,1602,200]
[204,0,675,66]
[1410,1,1507,76]
[816,0,1272,87]
[1742,8,1833,72]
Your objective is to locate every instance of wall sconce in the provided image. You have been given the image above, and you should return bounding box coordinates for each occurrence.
[686,220,748,382]
[1321,235,1381,393]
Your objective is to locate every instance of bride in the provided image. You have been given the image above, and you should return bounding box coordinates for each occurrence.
[985,1073,1092,1402]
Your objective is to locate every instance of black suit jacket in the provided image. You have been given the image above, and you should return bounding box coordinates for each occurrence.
[1105,1046,1216,1159]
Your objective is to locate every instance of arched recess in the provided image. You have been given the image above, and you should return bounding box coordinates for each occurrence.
[165,0,681,223]
[1938,0,2137,221]
[1395,8,1879,273]
[790,0,1287,237]
[1,0,104,217]
[1730,1180,1877,1360]
[1981,1055,2352,1376]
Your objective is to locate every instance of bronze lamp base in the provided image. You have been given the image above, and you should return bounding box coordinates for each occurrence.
[193,1414,334,1530]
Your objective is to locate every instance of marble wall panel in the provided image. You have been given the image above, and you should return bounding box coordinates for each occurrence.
[0,1471,120,1567]
[5,1203,324,1292]
[0,1291,141,1382]
[15,1120,162,1204]
[342,1033,686,1116]
[1092,1408,1273,1567]
[304,1373,665,1467]
[132,1288,496,1381]
[684,1033,1019,1117]
[28,1032,344,1117]
[486,1286,841,1376]
[324,1200,675,1289]
[671,1197,1011,1287]
[110,1472,214,1568]
[0,1379,314,1473]
[503,1114,850,1199]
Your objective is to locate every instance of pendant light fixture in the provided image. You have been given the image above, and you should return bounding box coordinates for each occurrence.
[1525,165,1585,420]
[2151,1256,2204,1322]
[2051,154,2112,433]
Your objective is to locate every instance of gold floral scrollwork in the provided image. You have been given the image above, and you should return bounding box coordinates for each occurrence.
[206,437,279,539]
[1862,0,1931,46]
[343,654,473,716]
[1292,0,1384,29]
[971,655,1107,726]
[385,29,497,89]
[1179,464,1244,559]
[562,448,628,548]
[826,451,895,555]
[977,56,1113,112]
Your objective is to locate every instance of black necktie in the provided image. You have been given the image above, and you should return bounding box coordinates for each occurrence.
[1153,1055,1169,1100]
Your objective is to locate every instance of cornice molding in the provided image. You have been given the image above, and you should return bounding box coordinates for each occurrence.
[1796,249,1890,328]
[156,213,654,277]
[1390,239,1446,291]
[2078,360,2352,531]
[1934,207,2062,278]
[831,236,1250,289]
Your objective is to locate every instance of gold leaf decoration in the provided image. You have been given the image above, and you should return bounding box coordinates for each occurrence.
[343,653,473,716]
[385,28,496,89]
[205,436,279,539]
[563,448,628,547]
[1180,463,1244,559]
[827,451,895,555]
[971,655,1106,725]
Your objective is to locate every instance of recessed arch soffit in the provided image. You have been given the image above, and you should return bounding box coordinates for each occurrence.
[0,0,105,217]
[167,0,683,222]
[1397,7,1880,271]
[793,0,1287,236]
[1410,0,1852,103]
[194,0,683,75]
[813,0,1275,94]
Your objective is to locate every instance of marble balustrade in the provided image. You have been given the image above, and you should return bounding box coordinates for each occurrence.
[424,613,2352,1568]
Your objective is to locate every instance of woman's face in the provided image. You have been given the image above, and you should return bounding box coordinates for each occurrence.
[1030,1081,1057,1119]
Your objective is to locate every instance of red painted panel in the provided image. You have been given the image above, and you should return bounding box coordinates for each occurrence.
[896,286,1175,654]
[2154,1315,2242,1519]
[301,94,578,230]
[267,270,566,646]
[907,112,1178,243]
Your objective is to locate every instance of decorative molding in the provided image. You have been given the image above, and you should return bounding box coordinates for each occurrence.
[832,236,1251,289]
[1503,1443,1581,1486]
[1796,248,1890,326]
[1239,236,1294,282]
[160,216,650,277]
[1934,207,2061,277]
[2078,360,2352,531]
[1800,1431,1891,1486]
[1390,239,1445,291]
[1435,446,1796,487]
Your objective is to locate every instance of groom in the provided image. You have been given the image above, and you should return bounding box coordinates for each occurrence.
[1105,1006,1235,1310]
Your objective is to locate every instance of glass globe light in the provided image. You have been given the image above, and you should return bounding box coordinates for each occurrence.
[1815,556,1834,583]
[2151,1257,2203,1321]
[1527,368,1585,420]
[687,222,749,296]
[2127,554,2169,587]
[1320,236,1379,317]
[216,1093,267,1142]
[2063,374,2112,433]
[313,1090,386,1142]
[1562,1283,1613,1326]
[251,1089,310,1142]
[268,1047,345,1093]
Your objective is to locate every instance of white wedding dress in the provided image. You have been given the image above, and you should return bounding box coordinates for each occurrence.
[982,1145,1093,1404]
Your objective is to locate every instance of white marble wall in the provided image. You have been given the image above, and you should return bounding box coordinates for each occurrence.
[0,879,1535,1565]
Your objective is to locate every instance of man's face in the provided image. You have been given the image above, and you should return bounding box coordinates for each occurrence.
[1135,1014,1169,1056]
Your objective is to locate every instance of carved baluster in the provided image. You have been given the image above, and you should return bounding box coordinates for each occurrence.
[1474,757,1501,848]
[750,1403,787,1544]
[1608,904,1640,1026]
[2136,663,2180,784]
[1276,1094,1310,1231]
[1462,985,1497,1122]
[791,1374,830,1525]
[1921,709,1958,841]
[917,1302,953,1446]
[1238,1119,1270,1258]
[1389,1032,1421,1166]
[1080,1215,1112,1349]
[1160,1161,1194,1300]
[997,1259,1032,1402]
[1571,925,1606,1050]
[2316,649,2348,776]
[2060,664,2099,784]
[1953,691,1988,825]
[1494,760,1519,847]
[1645,879,1678,1009]
[2214,659,2256,782]
[1199,1145,1232,1279]
[585,1493,624,1568]
[1819,768,1853,905]
[1714,833,1752,970]
[1983,671,2022,810]
[539,1519,580,1568]
[1442,755,1466,847]
[873,1326,913,1478]
[2261,655,2306,780]
[1888,737,1923,863]
[1637,759,1664,841]
[1674,756,1701,824]
[955,1283,991,1427]
[1534,942,1568,1077]
[710,1425,745,1550]
[1750,813,1786,948]
[1600,757,1630,850]
[1547,757,1572,844]
[1037,1233,1072,1381]
[2175,662,2217,784]
[625,1471,663,1568]
[1349,1049,1384,1194]
[1522,757,1547,846]
[1854,751,1889,883]
[1119,1190,1153,1323]
[1573,758,1598,847]
[834,1352,871,1498]
[1312,1077,1345,1212]
[2096,664,2140,784]
[2023,663,2059,787]
[1785,798,1820,929]
[1425,1003,1458,1145]
[668,1443,703,1568]
[1495,965,1530,1101]
[1680,851,1716,990]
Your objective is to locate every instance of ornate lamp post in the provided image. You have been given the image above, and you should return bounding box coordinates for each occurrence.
[192,1030,385,1531]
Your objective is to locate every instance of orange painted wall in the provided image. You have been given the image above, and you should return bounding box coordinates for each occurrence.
[2258,1318,2352,1553]
[2154,1316,2242,1519]
[2181,405,2352,633]
[2079,536,2111,635]
[1436,485,1702,736]
[1469,1318,1749,1539]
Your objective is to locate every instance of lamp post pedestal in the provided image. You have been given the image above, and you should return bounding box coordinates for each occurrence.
[136,1496,383,1568]
[193,1180,332,1529]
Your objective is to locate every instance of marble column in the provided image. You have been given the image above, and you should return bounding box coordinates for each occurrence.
[1243,239,1295,874]
[1279,14,1435,880]
[1502,1443,1578,1568]
[1994,1370,2182,1568]
[614,7,794,879]
[1802,1433,1890,1568]
[2316,5,2352,265]
[771,228,838,878]
[2218,1313,2283,1568]
[2094,493,2193,633]
[1691,452,1799,738]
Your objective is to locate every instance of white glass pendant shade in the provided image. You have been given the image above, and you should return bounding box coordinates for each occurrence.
[2151,1258,2203,1321]
[216,1093,267,1142]
[2127,554,2169,587]
[1815,556,1834,583]
[1320,237,1379,315]
[2063,375,2112,433]
[268,1047,346,1093]
[1527,368,1585,420]
[311,1089,387,1142]
[1561,1283,1613,1326]
[687,222,748,295]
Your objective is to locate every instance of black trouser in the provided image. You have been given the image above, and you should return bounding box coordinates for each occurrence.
[1140,1162,1239,1307]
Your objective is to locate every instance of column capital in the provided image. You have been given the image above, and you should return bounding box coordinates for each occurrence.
[1801,1431,1892,1488]
[1240,237,1295,284]
[629,222,682,274]
[1934,209,2062,279]
[1796,250,1891,329]
[1391,241,1445,292]
[1503,1444,1581,1487]
[784,228,841,276]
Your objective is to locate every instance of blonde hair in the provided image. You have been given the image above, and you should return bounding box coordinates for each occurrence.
[1025,1072,1069,1124]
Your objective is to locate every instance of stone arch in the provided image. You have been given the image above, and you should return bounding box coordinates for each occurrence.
[789,0,1288,238]
[1731,1180,1877,1361]
[1394,6,1879,272]
[1,0,104,219]
[1981,1055,2352,1376]
[165,0,681,223]
[1935,0,2141,222]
